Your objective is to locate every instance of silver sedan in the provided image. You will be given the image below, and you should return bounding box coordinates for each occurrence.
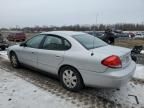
[7,31,136,91]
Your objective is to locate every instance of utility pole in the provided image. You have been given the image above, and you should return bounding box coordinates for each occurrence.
[95,13,99,31]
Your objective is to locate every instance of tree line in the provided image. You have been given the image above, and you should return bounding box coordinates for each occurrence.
[1,23,144,32]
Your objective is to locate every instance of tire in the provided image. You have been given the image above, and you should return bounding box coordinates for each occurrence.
[60,66,83,91]
[22,39,25,41]
[131,54,137,62]
[1,47,5,50]
[10,52,20,68]
[107,40,111,44]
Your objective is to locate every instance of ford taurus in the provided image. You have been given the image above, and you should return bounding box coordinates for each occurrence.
[7,31,136,91]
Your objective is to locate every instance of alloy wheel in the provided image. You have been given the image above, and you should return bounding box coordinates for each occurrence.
[62,69,77,88]
[11,55,17,67]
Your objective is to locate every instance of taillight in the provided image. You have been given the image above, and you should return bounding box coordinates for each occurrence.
[101,55,122,68]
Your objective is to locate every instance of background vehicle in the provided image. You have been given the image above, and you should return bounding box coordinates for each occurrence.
[135,32,144,38]
[86,31,118,44]
[86,31,105,40]
[7,31,136,91]
[0,34,9,50]
[7,31,26,42]
[116,33,129,38]
[86,31,105,39]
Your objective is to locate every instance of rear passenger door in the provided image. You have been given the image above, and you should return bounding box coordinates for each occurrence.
[37,35,71,74]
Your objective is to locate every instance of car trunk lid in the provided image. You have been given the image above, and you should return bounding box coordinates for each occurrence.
[90,45,131,68]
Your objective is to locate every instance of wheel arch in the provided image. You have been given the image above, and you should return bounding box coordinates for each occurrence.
[58,64,84,85]
[9,50,18,59]
[9,50,16,56]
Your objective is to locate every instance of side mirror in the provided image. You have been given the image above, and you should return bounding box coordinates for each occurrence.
[20,42,27,47]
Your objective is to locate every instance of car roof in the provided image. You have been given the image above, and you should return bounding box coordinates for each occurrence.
[41,31,85,36]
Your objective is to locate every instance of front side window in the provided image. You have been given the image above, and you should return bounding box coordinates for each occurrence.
[42,35,71,50]
[26,35,45,48]
[72,34,107,50]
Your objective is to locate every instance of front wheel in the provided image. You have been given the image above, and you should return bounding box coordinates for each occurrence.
[1,47,5,50]
[10,52,20,68]
[60,66,83,91]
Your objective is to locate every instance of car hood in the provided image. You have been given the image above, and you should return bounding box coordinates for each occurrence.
[9,44,19,48]
[7,45,20,52]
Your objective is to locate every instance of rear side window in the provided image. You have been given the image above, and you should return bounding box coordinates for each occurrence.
[73,34,107,49]
[42,35,71,50]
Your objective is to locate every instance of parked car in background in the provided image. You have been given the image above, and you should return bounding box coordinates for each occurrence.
[117,33,129,38]
[0,34,9,50]
[142,32,144,35]
[128,32,135,38]
[135,32,144,38]
[7,31,136,91]
[7,31,26,42]
[86,31,105,41]
[86,31,118,44]
[86,31,104,38]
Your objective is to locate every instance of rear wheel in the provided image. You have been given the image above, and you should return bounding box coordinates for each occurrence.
[60,66,83,91]
[10,52,20,68]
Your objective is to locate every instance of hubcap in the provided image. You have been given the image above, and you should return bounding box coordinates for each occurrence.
[62,70,77,88]
[11,55,17,67]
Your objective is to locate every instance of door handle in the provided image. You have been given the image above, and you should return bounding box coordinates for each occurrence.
[56,55,61,58]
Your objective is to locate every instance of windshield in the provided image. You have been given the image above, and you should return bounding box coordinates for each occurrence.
[73,34,107,49]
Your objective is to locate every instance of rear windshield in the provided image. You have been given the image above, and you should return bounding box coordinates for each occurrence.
[72,34,107,50]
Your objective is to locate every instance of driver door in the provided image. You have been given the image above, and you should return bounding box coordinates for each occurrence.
[18,34,45,68]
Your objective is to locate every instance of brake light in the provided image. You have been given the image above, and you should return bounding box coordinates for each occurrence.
[101,55,122,68]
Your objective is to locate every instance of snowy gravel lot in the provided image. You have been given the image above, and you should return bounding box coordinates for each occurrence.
[0,50,144,108]
[0,68,77,108]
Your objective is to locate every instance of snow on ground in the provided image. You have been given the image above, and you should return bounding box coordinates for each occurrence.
[141,50,144,54]
[0,50,8,60]
[0,68,77,108]
[94,81,144,107]
[134,64,144,80]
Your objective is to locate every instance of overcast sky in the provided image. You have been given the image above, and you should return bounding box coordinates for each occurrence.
[0,0,144,28]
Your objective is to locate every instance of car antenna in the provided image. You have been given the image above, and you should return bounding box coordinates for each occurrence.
[91,14,98,56]
[91,29,94,56]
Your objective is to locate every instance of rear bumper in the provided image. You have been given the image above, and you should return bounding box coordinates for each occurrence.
[80,61,136,88]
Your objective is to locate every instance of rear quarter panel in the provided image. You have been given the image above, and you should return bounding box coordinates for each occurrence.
[59,50,107,73]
